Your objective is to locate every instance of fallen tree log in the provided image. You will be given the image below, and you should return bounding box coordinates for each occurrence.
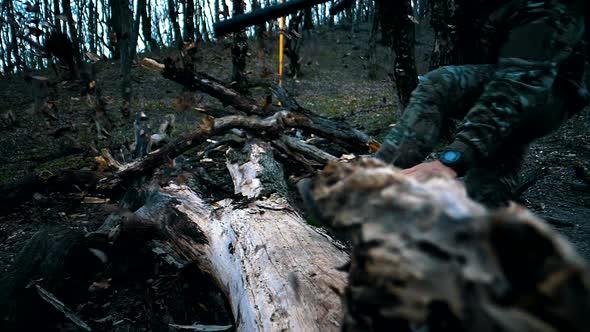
[303,159,590,332]
[105,140,349,331]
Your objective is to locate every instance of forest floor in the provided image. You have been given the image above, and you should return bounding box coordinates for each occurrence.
[1,23,590,331]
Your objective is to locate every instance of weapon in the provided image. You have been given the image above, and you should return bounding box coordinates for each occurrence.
[213,0,355,37]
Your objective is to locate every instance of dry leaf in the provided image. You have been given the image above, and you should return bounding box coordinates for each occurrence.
[367,140,382,154]
[199,117,215,133]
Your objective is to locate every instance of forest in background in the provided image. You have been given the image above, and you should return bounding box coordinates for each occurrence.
[0,0,427,74]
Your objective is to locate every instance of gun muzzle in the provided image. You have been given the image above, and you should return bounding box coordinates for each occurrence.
[213,0,329,37]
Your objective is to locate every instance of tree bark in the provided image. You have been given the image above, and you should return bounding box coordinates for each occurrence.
[167,0,182,48]
[184,0,196,42]
[89,0,97,53]
[231,0,248,92]
[139,0,158,51]
[376,0,418,110]
[367,0,379,80]
[303,7,314,30]
[305,159,590,332]
[105,140,348,332]
[428,0,460,69]
[62,0,82,78]
[118,0,132,103]
[6,0,23,72]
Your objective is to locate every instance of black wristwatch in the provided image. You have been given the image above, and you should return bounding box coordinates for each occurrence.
[439,149,468,176]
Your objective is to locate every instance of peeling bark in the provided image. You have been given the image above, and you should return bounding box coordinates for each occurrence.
[305,159,590,332]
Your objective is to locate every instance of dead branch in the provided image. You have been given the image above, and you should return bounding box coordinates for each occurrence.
[141,58,376,152]
[278,135,338,164]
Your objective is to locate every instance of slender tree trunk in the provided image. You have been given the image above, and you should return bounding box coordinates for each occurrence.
[367,0,379,80]
[6,0,23,72]
[231,0,248,92]
[2,28,13,72]
[184,0,196,42]
[0,25,7,74]
[376,0,418,110]
[53,0,61,32]
[140,0,157,51]
[35,0,44,69]
[89,0,97,53]
[303,7,314,30]
[213,0,220,22]
[130,0,143,60]
[75,0,86,54]
[167,0,182,48]
[154,7,165,46]
[252,0,265,45]
[62,0,82,78]
[195,2,202,42]
[428,0,460,69]
[111,0,133,106]
[584,2,590,88]
[108,0,122,59]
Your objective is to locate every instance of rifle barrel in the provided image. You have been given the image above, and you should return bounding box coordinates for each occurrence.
[214,0,329,37]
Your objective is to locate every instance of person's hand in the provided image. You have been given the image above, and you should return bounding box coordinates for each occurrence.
[401,160,458,179]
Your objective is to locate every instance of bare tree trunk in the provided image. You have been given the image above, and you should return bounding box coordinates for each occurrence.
[52,0,61,32]
[428,0,460,69]
[140,0,158,51]
[231,0,248,92]
[167,0,182,48]
[0,26,6,74]
[118,0,132,103]
[367,0,379,80]
[214,0,220,23]
[62,0,82,78]
[184,0,196,42]
[303,7,314,30]
[195,1,202,42]
[6,0,23,72]
[251,0,265,47]
[376,0,418,110]
[89,0,97,53]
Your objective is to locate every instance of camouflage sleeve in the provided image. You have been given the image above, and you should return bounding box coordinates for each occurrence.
[447,2,585,166]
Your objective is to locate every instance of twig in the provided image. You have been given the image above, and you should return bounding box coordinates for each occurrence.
[36,285,92,331]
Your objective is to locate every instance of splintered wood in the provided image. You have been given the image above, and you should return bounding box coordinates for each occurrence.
[133,141,348,332]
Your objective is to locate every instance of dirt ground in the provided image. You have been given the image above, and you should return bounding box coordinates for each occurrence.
[1,23,590,330]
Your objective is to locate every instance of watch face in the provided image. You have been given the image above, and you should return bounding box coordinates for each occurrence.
[441,150,461,163]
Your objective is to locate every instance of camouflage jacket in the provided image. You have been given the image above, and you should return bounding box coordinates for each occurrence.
[445,0,586,168]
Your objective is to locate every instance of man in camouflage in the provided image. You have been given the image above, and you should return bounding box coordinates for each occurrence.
[376,0,588,207]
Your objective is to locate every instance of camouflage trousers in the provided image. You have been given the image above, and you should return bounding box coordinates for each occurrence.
[378,64,573,207]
